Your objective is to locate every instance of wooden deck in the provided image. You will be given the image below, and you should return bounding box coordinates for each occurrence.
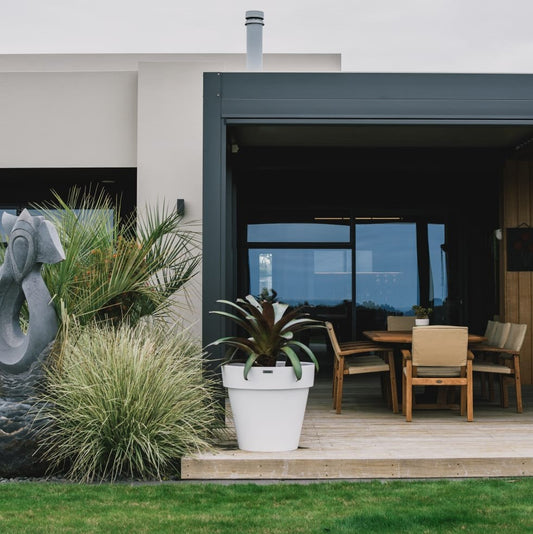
[181,374,533,480]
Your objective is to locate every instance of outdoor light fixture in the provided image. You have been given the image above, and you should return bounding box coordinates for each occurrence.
[177,199,185,216]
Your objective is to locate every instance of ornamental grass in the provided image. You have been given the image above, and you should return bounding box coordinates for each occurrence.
[35,318,226,483]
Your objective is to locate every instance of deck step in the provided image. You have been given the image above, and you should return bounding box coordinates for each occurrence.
[182,455,533,480]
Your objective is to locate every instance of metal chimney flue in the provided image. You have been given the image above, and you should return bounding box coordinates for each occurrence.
[245,10,264,71]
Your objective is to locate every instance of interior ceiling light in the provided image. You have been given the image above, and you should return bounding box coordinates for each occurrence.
[314,217,351,221]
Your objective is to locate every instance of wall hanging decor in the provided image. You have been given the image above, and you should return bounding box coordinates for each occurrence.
[507,226,533,271]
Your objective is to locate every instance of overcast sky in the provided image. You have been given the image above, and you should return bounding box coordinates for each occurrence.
[1,0,533,73]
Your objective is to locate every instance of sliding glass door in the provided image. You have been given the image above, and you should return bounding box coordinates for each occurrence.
[245,218,448,340]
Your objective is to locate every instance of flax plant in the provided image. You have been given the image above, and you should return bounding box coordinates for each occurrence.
[36,318,225,483]
[34,186,201,328]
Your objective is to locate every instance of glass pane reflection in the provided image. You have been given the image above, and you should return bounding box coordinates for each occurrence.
[248,223,349,243]
[356,223,418,315]
[249,248,351,307]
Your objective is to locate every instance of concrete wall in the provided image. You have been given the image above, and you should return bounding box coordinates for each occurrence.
[0,71,137,167]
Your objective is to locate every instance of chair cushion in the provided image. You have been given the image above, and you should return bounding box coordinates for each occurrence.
[403,365,462,377]
[345,355,390,374]
[472,362,513,374]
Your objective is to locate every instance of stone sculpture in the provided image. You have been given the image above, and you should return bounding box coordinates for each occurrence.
[0,209,65,476]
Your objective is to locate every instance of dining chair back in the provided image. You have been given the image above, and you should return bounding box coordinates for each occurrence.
[503,322,527,352]
[401,325,473,422]
[472,322,527,412]
[472,320,511,400]
[325,321,398,414]
[489,321,511,347]
[484,319,498,344]
[387,315,416,331]
[411,325,469,368]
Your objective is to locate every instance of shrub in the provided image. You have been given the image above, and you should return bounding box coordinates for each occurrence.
[36,319,225,483]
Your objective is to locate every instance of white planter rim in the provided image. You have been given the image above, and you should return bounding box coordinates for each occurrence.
[222,361,315,390]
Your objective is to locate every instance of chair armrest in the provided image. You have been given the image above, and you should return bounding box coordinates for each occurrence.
[496,348,520,356]
[401,349,411,360]
[467,350,475,360]
[470,344,504,352]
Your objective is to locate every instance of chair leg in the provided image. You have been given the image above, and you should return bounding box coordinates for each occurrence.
[501,375,509,408]
[386,351,399,414]
[501,355,523,413]
[332,357,341,409]
[332,366,338,407]
[514,355,523,413]
[460,385,466,416]
[335,372,344,414]
[405,382,412,421]
[402,369,406,415]
[404,364,413,422]
[467,368,473,422]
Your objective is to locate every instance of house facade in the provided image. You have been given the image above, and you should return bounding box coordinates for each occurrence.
[1,54,533,384]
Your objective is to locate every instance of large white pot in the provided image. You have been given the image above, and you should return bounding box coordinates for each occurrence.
[221,361,315,452]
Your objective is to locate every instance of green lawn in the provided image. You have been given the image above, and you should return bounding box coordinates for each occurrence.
[1,478,533,533]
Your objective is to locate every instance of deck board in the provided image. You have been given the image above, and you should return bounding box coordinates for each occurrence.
[181,374,533,480]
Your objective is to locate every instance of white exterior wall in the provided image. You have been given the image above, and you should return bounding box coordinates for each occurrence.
[0,53,341,338]
[0,71,137,167]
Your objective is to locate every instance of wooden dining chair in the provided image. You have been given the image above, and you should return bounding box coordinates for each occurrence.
[471,321,511,401]
[387,315,416,331]
[325,321,398,414]
[401,325,474,422]
[472,322,527,412]
[484,319,498,345]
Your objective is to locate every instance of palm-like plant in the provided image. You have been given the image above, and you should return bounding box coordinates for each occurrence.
[32,186,201,327]
[208,294,325,380]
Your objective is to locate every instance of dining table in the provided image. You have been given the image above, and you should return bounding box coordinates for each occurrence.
[363,329,487,345]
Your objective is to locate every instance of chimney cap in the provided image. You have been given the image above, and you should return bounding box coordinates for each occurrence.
[245,10,264,24]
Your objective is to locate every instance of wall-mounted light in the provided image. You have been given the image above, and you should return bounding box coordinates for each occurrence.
[494,228,503,241]
[177,199,185,216]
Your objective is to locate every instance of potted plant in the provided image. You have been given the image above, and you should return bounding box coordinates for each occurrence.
[208,292,325,452]
[412,305,432,326]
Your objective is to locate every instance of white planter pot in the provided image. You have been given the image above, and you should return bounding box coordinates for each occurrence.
[221,362,315,452]
[415,318,430,326]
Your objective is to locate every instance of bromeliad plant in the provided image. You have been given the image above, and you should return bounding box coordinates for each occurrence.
[208,294,325,380]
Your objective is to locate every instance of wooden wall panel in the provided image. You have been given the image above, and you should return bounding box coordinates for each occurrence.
[502,158,533,384]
